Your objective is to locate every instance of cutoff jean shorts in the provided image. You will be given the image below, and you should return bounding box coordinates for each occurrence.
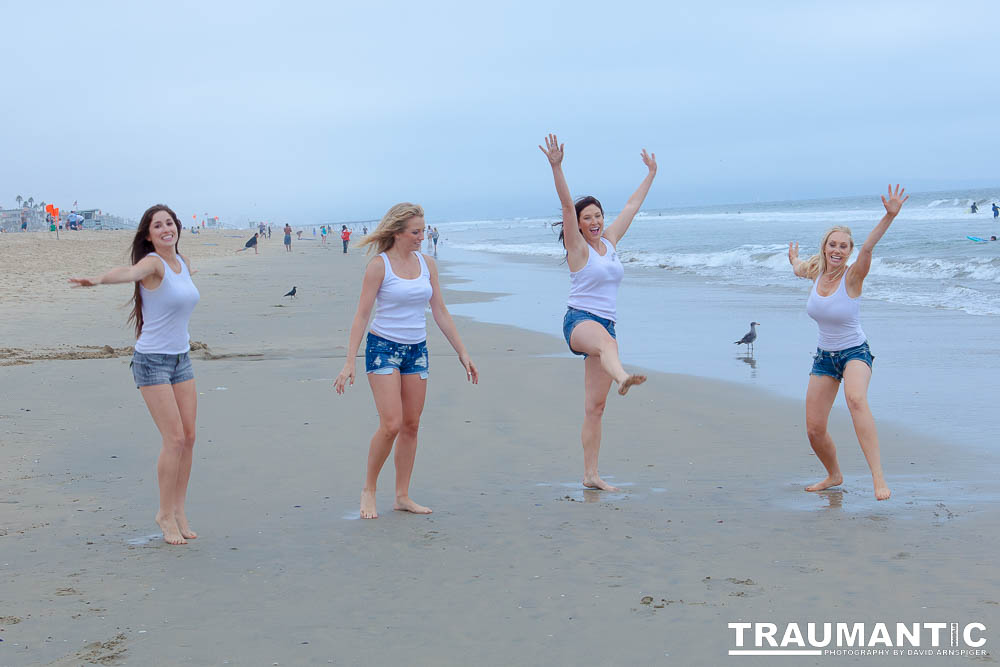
[365,332,429,379]
[131,351,195,388]
[809,341,874,382]
[562,307,616,358]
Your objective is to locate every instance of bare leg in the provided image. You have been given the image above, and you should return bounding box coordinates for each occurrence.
[570,320,646,396]
[843,361,890,500]
[362,372,403,519]
[580,355,617,491]
[804,374,842,492]
[139,385,188,545]
[393,374,431,514]
[171,379,198,538]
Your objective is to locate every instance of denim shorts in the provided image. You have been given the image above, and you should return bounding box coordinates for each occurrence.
[365,332,429,379]
[810,341,874,382]
[562,307,616,358]
[130,351,195,388]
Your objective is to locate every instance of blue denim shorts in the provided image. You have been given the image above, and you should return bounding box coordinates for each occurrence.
[562,307,616,358]
[365,332,429,379]
[810,341,874,382]
[130,351,195,388]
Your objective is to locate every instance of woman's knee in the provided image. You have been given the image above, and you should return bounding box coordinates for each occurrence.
[162,431,187,453]
[844,391,869,413]
[806,421,828,441]
[585,398,607,419]
[182,431,196,449]
[400,418,420,438]
[379,417,402,438]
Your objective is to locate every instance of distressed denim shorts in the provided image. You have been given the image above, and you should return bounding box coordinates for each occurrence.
[130,351,195,388]
[365,332,429,379]
[562,307,616,358]
[810,341,874,382]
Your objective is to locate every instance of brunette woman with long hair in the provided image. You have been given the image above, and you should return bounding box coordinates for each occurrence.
[70,204,202,544]
[334,203,478,519]
[539,133,656,492]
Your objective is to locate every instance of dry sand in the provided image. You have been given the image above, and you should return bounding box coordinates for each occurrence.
[1,230,998,666]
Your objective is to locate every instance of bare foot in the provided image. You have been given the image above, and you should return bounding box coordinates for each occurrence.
[583,476,620,492]
[361,489,378,519]
[394,496,432,514]
[618,374,647,396]
[873,478,891,501]
[175,512,197,540]
[155,512,187,545]
[805,475,843,492]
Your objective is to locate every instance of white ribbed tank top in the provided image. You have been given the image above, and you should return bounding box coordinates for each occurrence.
[806,272,866,351]
[134,253,201,354]
[567,237,624,322]
[370,252,433,344]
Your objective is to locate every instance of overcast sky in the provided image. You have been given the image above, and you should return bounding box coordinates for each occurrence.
[3,1,998,224]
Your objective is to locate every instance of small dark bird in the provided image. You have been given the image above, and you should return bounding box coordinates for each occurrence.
[734,321,760,354]
[283,286,297,299]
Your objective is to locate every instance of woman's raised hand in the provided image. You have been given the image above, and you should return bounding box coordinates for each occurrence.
[787,242,800,266]
[881,184,909,217]
[641,148,657,173]
[538,133,564,166]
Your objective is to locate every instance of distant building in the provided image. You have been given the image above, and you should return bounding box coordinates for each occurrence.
[0,206,135,231]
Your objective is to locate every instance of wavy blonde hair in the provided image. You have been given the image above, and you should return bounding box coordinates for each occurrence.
[802,225,853,280]
[356,203,425,255]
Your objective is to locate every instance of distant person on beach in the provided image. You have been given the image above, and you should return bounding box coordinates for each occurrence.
[787,184,909,501]
[283,223,293,252]
[267,225,272,239]
[971,202,978,214]
[334,202,478,519]
[341,225,352,253]
[320,225,328,245]
[236,233,259,254]
[992,203,999,219]
[69,204,201,545]
[539,133,656,492]
[363,225,368,235]
[432,227,440,255]
[296,229,303,240]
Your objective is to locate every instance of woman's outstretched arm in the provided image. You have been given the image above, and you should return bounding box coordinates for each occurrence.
[540,133,585,258]
[603,149,657,246]
[69,255,161,287]
[849,184,908,288]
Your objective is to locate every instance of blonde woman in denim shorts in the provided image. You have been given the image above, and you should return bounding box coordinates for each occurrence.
[70,204,201,545]
[788,185,909,501]
[334,203,478,519]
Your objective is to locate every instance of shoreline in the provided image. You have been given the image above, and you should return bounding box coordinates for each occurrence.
[1,232,998,665]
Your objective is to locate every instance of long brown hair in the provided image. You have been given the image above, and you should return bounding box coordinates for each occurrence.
[356,202,424,255]
[128,204,182,338]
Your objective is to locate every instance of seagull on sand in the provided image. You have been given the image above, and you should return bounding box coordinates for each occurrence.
[283,286,297,299]
[734,321,760,354]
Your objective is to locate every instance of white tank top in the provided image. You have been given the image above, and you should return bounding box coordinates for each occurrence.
[567,237,625,322]
[806,272,866,351]
[370,252,433,344]
[134,253,201,354]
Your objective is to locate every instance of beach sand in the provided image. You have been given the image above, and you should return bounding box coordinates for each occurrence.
[1,231,997,665]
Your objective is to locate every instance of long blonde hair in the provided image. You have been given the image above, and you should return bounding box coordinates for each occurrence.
[802,225,853,280]
[356,202,425,255]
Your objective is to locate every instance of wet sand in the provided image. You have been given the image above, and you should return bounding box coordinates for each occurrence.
[1,232,998,665]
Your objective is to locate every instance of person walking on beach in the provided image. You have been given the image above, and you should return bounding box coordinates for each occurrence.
[69,204,201,545]
[283,223,293,252]
[334,202,478,519]
[787,184,909,501]
[431,227,440,255]
[539,133,655,492]
[320,225,328,245]
[236,232,259,254]
[340,225,352,253]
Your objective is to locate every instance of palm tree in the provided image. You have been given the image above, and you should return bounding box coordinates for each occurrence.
[16,195,23,208]
[26,197,34,208]
[38,200,46,210]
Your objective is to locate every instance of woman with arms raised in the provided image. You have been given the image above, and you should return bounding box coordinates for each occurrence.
[788,184,909,501]
[539,133,656,492]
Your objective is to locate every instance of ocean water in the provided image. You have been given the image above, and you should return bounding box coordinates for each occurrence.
[434,187,1000,454]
